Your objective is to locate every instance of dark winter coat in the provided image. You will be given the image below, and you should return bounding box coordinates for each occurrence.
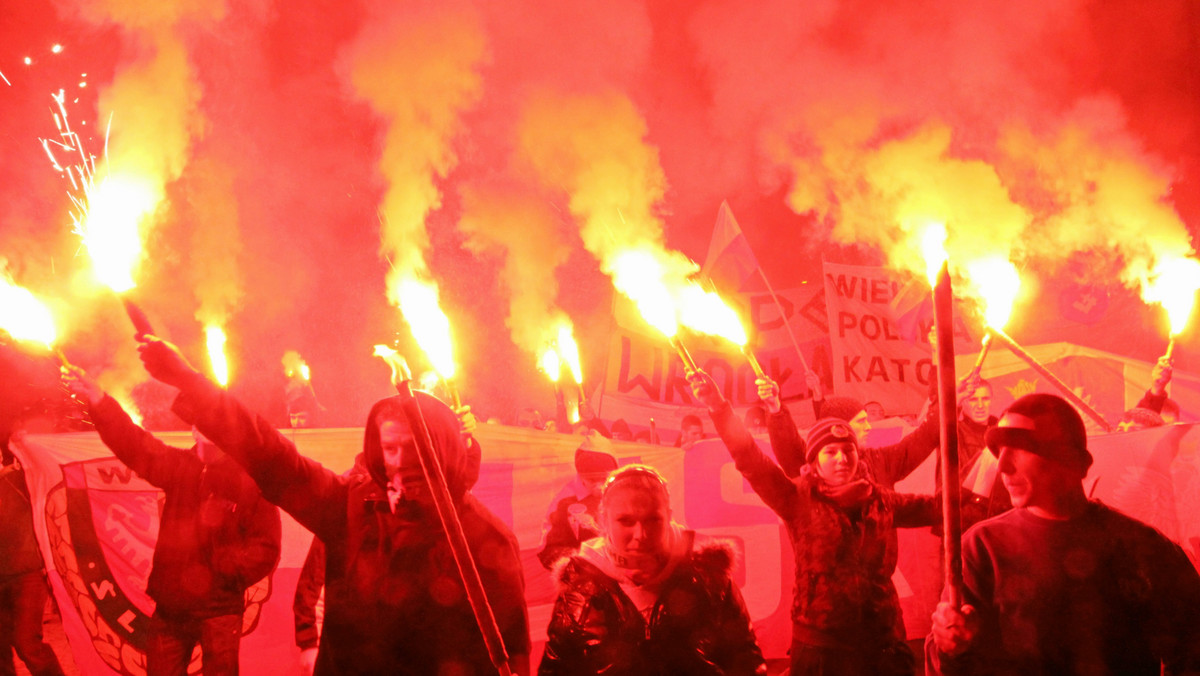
[89,395,281,618]
[0,464,43,581]
[172,376,530,675]
[711,403,939,650]
[539,534,766,675]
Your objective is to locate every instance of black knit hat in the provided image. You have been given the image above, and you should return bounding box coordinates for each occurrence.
[575,447,618,478]
[805,417,858,463]
[819,396,865,422]
[985,393,1093,472]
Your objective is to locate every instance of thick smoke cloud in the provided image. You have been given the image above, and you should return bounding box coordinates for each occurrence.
[1,0,1196,424]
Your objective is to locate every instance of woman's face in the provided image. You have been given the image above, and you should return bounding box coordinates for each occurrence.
[601,484,670,563]
[813,441,859,486]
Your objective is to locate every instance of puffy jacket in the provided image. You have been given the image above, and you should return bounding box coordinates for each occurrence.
[540,534,766,676]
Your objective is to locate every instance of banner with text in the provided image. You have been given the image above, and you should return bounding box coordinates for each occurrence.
[598,285,831,435]
[822,261,977,413]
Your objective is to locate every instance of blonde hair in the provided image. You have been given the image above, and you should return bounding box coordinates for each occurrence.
[600,464,669,508]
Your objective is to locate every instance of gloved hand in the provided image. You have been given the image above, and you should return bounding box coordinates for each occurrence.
[137,335,203,390]
[687,370,725,411]
[61,365,105,406]
[757,376,782,414]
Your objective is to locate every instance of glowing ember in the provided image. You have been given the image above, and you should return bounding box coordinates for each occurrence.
[539,345,561,382]
[678,284,748,346]
[205,325,229,386]
[0,276,57,347]
[555,323,583,385]
[394,278,456,380]
[1142,256,1200,336]
[611,249,682,337]
[919,222,948,285]
[964,257,1021,329]
[300,364,311,380]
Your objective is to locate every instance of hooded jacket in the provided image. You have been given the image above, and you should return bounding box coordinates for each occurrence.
[89,395,281,618]
[172,377,530,675]
[539,532,766,676]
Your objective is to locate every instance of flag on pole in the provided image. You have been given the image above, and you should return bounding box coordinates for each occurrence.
[702,201,760,293]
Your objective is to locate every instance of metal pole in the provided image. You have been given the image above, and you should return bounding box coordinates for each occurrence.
[989,328,1112,432]
[394,381,512,676]
[933,261,964,608]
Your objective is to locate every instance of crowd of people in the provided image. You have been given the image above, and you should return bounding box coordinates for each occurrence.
[2,332,1198,676]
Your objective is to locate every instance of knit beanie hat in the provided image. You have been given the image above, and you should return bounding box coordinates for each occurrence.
[575,447,619,479]
[819,396,865,422]
[805,417,859,463]
[985,393,1093,473]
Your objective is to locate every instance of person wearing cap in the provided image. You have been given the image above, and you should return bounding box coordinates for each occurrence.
[540,464,766,675]
[691,370,941,675]
[927,393,1200,676]
[755,374,940,488]
[537,446,619,569]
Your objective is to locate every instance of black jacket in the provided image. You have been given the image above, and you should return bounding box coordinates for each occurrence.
[172,376,530,675]
[90,396,281,618]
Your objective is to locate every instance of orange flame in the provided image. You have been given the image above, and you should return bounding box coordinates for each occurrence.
[0,275,57,347]
[539,345,561,382]
[678,285,749,346]
[282,350,311,381]
[204,324,229,386]
[555,323,583,385]
[77,174,158,293]
[963,257,1021,329]
[1141,256,1200,336]
[919,222,948,285]
[611,249,687,337]
[373,344,411,386]
[393,277,456,380]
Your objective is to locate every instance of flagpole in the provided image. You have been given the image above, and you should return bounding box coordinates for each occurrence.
[755,266,811,373]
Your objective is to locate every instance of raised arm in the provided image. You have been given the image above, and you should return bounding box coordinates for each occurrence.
[63,365,200,490]
[759,376,807,478]
[137,336,349,540]
[690,371,798,519]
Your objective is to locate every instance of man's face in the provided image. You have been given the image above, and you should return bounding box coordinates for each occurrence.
[602,485,670,563]
[379,418,429,505]
[289,411,310,428]
[680,424,705,448]
[864,402,885,422]
[849,410,872,441]
[813,441,859,486]
[997,446,1077,512]
[965,386,993,424]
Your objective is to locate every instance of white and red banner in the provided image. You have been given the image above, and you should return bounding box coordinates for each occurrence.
[13,398,1200,672]
[596,285,831,436]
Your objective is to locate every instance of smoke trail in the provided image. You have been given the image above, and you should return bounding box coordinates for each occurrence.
[458,181,572,356]
[342,0,487,295]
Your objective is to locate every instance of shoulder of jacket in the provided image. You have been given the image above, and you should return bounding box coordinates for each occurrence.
[691,540,736,578]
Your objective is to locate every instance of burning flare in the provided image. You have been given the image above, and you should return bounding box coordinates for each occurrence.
[0,276,57,347]
[555,323,583,385]
[678,285,749,347]
[373,344,411,387]
[919,222,949,286]
[205,324,229,387]
[539,345,561,382]
[1141,256,1200,337]
[394,277,456,381]
[963,257,1021,330]
[282,350,311,381]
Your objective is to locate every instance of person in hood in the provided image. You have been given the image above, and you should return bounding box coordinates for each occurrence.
[62,366,281,676]
[539,464,766,675]
[134,336,530,675]
[691,370,942,676]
